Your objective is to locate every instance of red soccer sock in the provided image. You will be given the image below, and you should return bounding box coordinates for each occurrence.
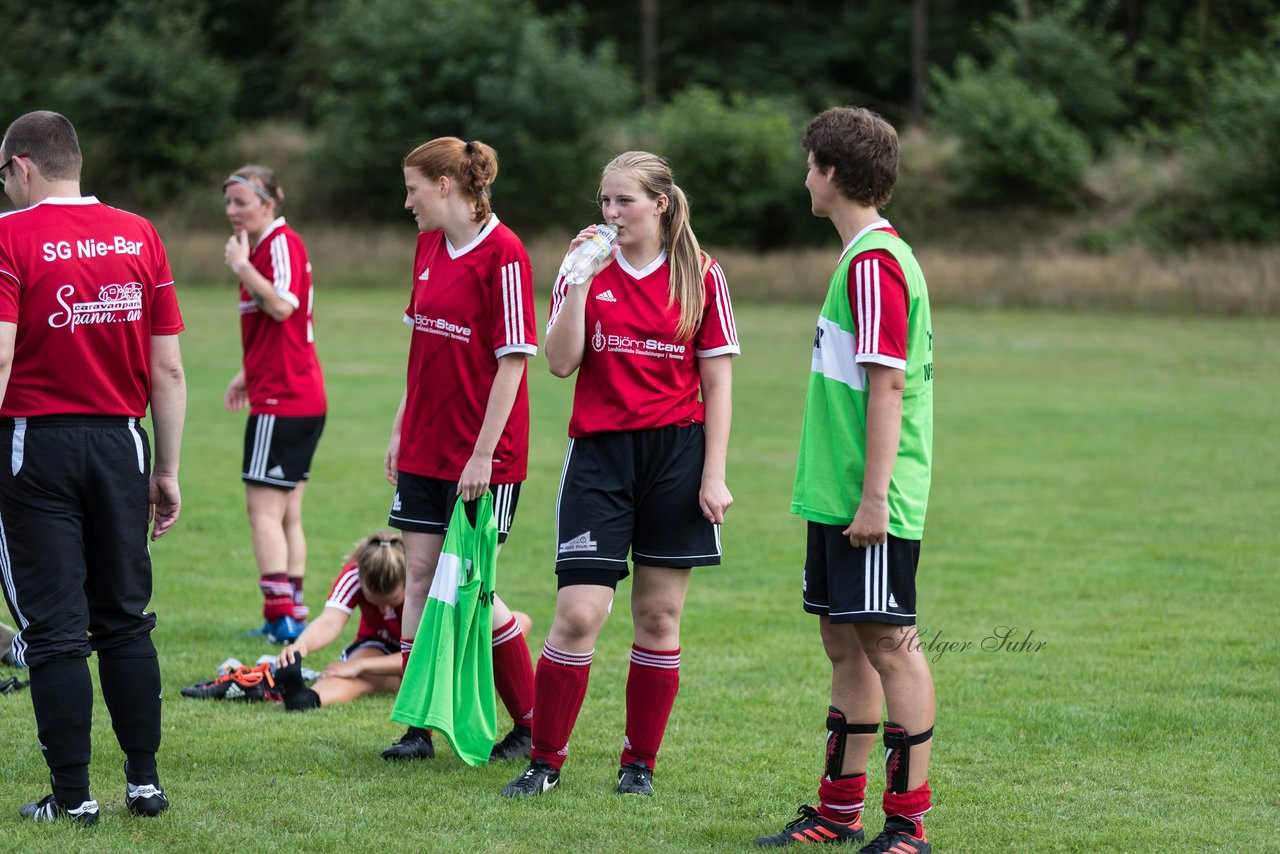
[620,644,680,769]
[529,642,592,770]
[883,780,932,826]
[492,616,535,729]
[400,637,414,676]
[817,773,866,824]
[260,573,293,622]
[289,576,309,621]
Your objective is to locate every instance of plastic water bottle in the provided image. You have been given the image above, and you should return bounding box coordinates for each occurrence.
[558,224,618,286]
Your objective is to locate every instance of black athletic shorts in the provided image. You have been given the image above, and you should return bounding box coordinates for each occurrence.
[341,638,398,660]
[242,414,325,489]
[803,523,921,625]
[388,472,519,544]
[0,416,157,668]
[555,424,721,588]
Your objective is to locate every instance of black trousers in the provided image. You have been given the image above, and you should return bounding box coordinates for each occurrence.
[0,416,163,799]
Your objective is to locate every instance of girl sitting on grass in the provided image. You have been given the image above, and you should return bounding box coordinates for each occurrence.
[272,531,533,720]
[272,531,410,710]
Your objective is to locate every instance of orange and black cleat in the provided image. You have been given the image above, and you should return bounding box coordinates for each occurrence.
[180,662,279,702]
[856,815,930,853]
[754,804,865,846]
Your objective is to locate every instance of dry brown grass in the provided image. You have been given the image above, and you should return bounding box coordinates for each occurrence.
[713,242,1280,316]
[159,223,1280,317]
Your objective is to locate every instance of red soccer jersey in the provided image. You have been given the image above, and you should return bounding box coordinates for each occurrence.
[0,196,184,417]
[325,562,403,646]
[548,252,739,437]
[845,223,909,371]
[238,218,326,417]
[398,216,538,482]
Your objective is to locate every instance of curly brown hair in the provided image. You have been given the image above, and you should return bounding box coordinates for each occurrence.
[801,107,899,209]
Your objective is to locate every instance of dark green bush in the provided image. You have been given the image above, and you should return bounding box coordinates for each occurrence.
[635,87,816,249]
[985,2,1129,154]
[930,55,1091,208]
[306,0,634,230]
[1182,40,1280,240]
[0,2,236,208]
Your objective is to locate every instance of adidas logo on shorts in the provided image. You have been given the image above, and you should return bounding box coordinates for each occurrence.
[267,465,286,480]
[558,531,598,554]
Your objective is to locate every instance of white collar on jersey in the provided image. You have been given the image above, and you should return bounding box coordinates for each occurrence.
[837,217,892,266]
[0,195,100,220]
[615,248,667,280]
[254,216,287,249]
[446,214,501,259]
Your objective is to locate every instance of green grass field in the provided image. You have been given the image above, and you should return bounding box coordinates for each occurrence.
[0,286,1277,853]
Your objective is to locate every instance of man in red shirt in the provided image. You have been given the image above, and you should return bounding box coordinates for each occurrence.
[0,111,186,825]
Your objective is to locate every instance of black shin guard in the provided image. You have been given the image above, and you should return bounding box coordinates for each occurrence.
[825,706,880,779]
[883,720,933,793]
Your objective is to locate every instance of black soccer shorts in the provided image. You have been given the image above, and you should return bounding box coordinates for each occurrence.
[803,523,922,625]
[388,472,519,544]
[554,424,721,588]
[241,414,325,489]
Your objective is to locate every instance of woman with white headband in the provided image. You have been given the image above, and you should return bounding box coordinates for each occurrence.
[221,164,327,646]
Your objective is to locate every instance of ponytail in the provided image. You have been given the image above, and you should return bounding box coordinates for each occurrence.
[601,151,707,342]
[404,137,499,223]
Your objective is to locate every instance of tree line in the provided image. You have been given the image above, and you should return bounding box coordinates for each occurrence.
[4,0,1278,247]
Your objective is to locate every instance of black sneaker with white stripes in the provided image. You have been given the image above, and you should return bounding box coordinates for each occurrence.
[125,782,168,817]
[501,759,560,798]
[18,794,100,826]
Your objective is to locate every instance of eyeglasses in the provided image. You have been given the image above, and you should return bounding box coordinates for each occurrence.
[0,153,27,187]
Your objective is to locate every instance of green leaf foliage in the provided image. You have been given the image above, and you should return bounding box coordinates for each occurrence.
[984,1,1130,153]
[929,55,1091,208]
[306,0,635,229]
[0,1,236,207]
[635,87,816,250]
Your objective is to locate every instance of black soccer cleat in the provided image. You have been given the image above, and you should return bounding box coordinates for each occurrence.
[19,794,100,826]
[501,759,560,798]
[381,726,435,760]
[180,662,277,702]
[754,804,865,846]
[856,815,929,853]
[489,725,533,763]
[125,782,168,817]
[616,760,654,796]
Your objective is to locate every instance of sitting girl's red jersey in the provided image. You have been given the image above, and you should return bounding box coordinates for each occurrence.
[325,562,402,646]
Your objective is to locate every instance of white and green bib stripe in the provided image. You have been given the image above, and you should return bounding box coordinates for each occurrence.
[791,227,934,539]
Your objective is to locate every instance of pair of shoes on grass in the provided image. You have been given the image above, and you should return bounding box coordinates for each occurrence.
[753,806,929,851]
[19,763,168,825]
[500,759,654,798]
[379,724,533,763]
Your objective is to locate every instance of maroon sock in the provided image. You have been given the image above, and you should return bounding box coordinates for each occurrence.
[883,780,932,827]
[400,637,414,676]
[260,573,293,621]
[817,773,866,824]
[529,642,592,770]
[492,616,535,729]
[289,576,309,621]
[620,644,680,769]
